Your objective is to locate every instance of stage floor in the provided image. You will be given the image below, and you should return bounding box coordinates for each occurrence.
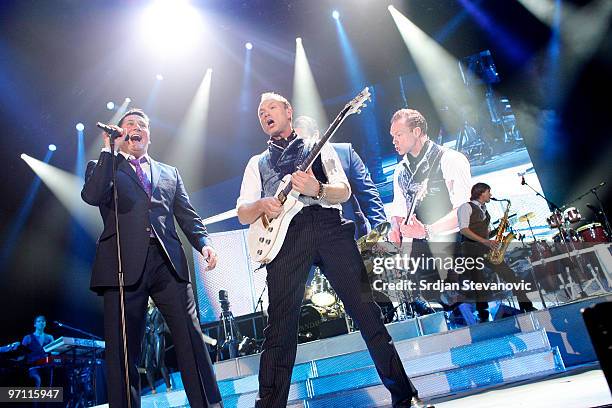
[431,367,611,408]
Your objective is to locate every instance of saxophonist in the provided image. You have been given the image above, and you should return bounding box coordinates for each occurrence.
[457,183,536,323]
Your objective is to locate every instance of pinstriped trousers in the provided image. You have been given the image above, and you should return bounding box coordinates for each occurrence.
[255,206,417,408]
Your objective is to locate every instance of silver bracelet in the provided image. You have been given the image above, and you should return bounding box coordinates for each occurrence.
[319,183,327,201]
[424,224,433,240]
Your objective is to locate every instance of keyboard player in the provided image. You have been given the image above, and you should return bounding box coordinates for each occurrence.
[21,315,54,387]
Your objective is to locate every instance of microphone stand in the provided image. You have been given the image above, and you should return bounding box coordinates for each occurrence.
[109,135,132,408]
[565,182,611,239]
[522,220,548,308]
[54,321,102,340]
[254,282,267,349]
[522,178,587,298]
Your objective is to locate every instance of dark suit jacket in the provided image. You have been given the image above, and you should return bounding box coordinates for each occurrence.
[332,143,387,238]
[81,151,211,293]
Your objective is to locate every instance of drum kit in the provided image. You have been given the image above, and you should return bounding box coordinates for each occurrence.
[512,187,612,304]
[298,267,347,343]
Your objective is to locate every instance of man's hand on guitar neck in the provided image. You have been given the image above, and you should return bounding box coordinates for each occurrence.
[401,214,427,239]
[390,215,427,241]
[291,169,319,197]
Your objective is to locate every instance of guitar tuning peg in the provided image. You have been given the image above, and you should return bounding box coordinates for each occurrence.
[362,103,367,108]
[357,109,362,114]
[368,97,372,102]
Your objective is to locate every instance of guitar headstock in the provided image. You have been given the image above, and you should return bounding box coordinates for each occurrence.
[345,87,371,116]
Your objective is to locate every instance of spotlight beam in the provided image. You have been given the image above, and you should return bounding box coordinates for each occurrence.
[292,38,328,131]
[388,6,471,131]
[0,150,54,265]
[20,154,102,239]
[168,68,213,188]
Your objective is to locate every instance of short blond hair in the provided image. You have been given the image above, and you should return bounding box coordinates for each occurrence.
[391,109,428,134]
[259,92,291,110]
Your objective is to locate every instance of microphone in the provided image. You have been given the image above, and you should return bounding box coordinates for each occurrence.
[521,176,526,185]
[53,320,63,327]
[96,122,128,141]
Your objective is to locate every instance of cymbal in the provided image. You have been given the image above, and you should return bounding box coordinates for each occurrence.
[518,212,536,222]
[356,222,391,249]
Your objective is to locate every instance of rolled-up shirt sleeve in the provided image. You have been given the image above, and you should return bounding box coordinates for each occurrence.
[457,202,473,230]
[320,143,351,202]
[236,155,263,209]
[441,150,472,209]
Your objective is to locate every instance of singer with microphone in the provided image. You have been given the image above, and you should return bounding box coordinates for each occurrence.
[457,182,536,323]
[82,109,222,407]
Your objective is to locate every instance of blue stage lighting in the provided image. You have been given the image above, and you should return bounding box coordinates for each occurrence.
[48,144,57,151]
[75,123,84,131]
[106,101,115,110]
[245,42,253,50]
[332,10,340,20]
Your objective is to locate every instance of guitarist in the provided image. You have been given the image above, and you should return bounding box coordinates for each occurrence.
[388,109,471,309]
[293,115,387,239]
[237,93,432,408]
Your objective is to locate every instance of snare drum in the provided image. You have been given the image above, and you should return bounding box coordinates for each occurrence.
[564,207,582,223]
[546,211,564,228]
[576,223,609,243]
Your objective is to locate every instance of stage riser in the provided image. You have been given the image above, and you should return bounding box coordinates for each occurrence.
[210,311,446,381]
[211,311,539,383]
[95,295,612,408]
[216,328,550,398]
[220,348,564,408]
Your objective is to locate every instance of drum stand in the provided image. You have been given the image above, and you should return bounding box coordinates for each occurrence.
[555,220,588,299]
[522,220,548,308]
[521,178,588,299]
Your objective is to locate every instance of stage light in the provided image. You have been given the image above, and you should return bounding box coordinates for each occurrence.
[20,153,25,160]
[296,37,302,44]
[75,123,84,131]
[106,101,115,110]
[332,10,340,20]
[293,37,328,132]
[156,74,164,81]
[167,67,214,187]
[48,144,57,152]
[245,42,253,50]
[140,0,204,55]
[21,154,101,238]
[389,7,471,132]
[125,97,132,103]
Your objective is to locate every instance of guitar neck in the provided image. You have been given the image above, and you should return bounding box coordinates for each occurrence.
[279,104,351,198]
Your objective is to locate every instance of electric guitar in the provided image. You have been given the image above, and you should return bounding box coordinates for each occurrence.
[247,87,371,264]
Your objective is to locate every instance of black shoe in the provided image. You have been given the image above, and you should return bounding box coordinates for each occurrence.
[519,302,537,313]
[395,397,435,408]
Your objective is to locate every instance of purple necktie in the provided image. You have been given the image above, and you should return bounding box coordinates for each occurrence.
[129,157,152,198]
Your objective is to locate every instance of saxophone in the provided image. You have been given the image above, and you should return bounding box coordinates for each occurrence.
[486,200,515,265]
